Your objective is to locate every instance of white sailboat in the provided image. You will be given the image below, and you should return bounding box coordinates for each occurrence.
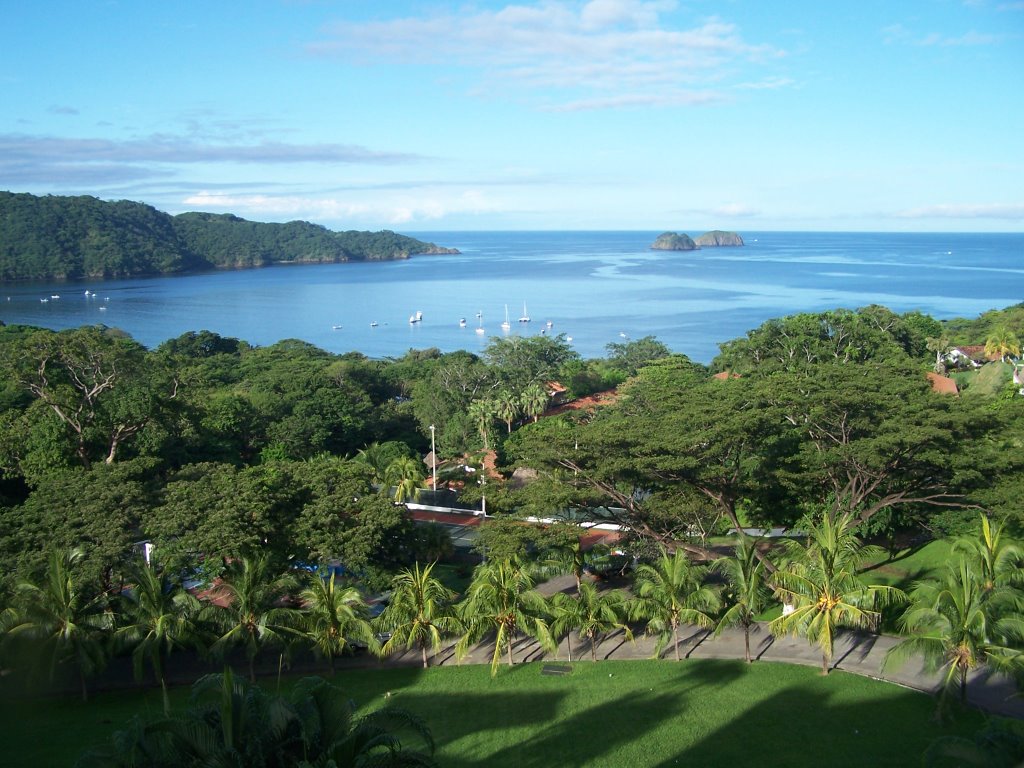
[518,301,530,323]
[501,304,511,331]
[475,313,485,335]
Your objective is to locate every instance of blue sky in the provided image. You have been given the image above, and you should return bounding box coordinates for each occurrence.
[2,1,1022,231]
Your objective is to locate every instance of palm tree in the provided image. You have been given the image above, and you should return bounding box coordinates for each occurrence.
[984,327,1021,362]
[456,559,555,675]
[0,548,111,700]
[354,441,393,485]
[550,581,632,662]
[540,535,607,595]
[494,389,521,433]
[952,514,1024,594]
[385,456,425,503]
[114,558,204,713]
[76,669,438,767]
[713,534,773,663]
[770,512,905,675]
[209,554,301,682]
[885,556,1024,710]
[468,398,496,451]
[630,549,720,662]
[300,571,378,673]
[519,383,550,423]
[377,562,460,669]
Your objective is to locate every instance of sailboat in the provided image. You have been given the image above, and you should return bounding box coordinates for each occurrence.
[518,301,530,323]
[475,313,485,335]
[501,304,511,332]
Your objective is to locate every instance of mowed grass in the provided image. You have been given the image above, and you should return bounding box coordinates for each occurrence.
[2,659,982,768]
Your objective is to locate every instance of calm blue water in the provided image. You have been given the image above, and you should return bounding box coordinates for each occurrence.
[1,231,1021,363]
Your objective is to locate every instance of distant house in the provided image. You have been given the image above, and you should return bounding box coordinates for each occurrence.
[544,380,569,405]
[926,371,959,396]
[945,345,996,369]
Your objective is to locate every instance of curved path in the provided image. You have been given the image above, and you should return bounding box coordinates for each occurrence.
[385,575,1024,720]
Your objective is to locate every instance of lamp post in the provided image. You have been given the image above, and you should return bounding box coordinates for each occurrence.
[429,424,437,491]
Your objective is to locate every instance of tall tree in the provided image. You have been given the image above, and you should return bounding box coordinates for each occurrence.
[456,559,555,675]
[712,534,773,663]
[630,549,720,662]
[1,327,174,469]
[549,581,632,662]
[770,512,905,674]
[384,456,425,503]
[114,558,204,713]
[377,562,459,669]
[300,571,378,672]
[885,555,1024,709]
[0,549,112,700]
[208,554,301,682]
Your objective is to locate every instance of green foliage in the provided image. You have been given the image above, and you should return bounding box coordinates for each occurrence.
[75,670,438,768]
[0,192,451,280]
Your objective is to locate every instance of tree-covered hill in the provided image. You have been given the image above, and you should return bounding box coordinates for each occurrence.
[0,192,456,281]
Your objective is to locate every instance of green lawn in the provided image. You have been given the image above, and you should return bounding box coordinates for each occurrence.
[860,539,952,589]
[3,660,983,767]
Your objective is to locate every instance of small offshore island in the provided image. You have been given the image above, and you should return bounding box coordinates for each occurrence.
[0,191,459,282]
[651,230,745,250]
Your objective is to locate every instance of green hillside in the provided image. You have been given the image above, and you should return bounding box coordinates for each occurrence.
[0,192,453,281]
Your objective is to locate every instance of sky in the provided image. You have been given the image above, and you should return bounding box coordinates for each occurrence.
[1,1,1022,232]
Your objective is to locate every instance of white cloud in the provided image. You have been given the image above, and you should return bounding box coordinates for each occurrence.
[894,203,1024,219]
[181,188,504,226]
[308,3,784,110]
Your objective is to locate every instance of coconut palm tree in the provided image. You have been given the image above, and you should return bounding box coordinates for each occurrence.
[952,514,1024,594]
[713,534,773,663]
[300,571,377,672]
[549,581,632,662]
[0,548,112,700]
[468,398,497,451]
[630,549,720,662]
[494,389,521,433]
[354,441,393,485]
[540,535,608,595]
[984,327,1021,362]
[114,557,204,713]
[885,556,1024,710]
[384,456,425,503]
[209,554,302,682]
[519,383,550,423]
[770,512,905,675]
[456,559,555,675]
[377,562,460,669]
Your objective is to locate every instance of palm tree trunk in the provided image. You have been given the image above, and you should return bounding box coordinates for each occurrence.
[959,664,967,704]
[507,635,515,667]
[744,625,752,664]
[566,634,573,662]
[673,624,681,662]
[590,633,598,662]
[421,644,429,669]
[821,652,829,675]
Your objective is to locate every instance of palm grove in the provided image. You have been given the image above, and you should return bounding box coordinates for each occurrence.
[1,303,1023,715]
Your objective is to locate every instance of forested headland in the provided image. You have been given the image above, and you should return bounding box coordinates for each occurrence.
[0,191,457,281]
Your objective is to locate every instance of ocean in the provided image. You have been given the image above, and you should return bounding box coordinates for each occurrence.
[1,231,1021,364]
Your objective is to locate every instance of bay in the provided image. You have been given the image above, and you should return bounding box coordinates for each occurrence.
[1,231,1021,364]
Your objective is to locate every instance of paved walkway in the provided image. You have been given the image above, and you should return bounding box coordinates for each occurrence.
[381,575,1024,720]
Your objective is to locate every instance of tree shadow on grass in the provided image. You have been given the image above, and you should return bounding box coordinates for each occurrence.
[653,676,982,768]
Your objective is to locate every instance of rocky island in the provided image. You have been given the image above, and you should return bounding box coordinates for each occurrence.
[650,230,744,250]
[695,230,745,247]
[650,232,698,251]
